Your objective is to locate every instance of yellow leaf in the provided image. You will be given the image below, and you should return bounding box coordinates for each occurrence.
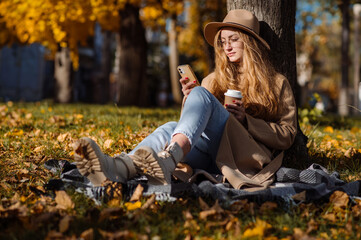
[324,126,334,133]
[336,134,343,139]
[242,218,271,238]
[9,129,24,136]
[75,114,83,119]
[350,127,360,134]
[124,201,142,211]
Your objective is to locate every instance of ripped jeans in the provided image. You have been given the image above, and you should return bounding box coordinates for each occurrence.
[128,87,229,173]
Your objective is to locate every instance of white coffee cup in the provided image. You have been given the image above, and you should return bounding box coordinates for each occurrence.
[224,89,243,106]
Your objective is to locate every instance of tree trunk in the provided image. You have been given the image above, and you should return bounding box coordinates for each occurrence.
[353,4,360,114]
[338,0,350,116]
[96,30,111,104]
[54,47,72,103]
[168,15,182,104]
[227,0,310,168]
[117,4,147,106]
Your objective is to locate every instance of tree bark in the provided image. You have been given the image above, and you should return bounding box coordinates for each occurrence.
[338,0,350,116]
[353,4,361,114]
[117,4,148,106]
[227,0,310,168]
[54,47,72,103]
[168,15,182,104]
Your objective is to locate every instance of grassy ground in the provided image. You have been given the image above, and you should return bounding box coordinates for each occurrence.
[1,101,361,239]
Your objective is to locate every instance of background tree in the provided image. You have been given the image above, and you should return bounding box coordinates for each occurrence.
[296,0,361,116]
[140,0,184,104]
[227,0,310,168]
[296,1,341,111]
[178,0,227,77]
[0,0,184,105]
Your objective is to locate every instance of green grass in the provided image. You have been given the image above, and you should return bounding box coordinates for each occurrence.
[1,101,361,239]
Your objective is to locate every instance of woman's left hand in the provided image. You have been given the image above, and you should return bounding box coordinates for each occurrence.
[225,100,246,124]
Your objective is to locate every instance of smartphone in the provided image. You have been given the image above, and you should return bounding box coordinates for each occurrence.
[177,64,200,85]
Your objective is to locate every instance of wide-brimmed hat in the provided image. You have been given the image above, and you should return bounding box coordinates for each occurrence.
[204,9,270,49]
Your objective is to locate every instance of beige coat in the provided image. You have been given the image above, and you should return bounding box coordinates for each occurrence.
[200,72,297,189]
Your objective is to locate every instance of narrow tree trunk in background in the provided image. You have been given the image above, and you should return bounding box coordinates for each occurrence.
[93,30,111,104]
[168,15,182,104]
[54,47,72,103]
[117,4,147,106]
[353,4,360,114]
[227,0,310,168]
[338,0,350,116]
[100,31,111,103]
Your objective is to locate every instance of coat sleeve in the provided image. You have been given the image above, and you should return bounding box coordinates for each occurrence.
[245,77,297,150]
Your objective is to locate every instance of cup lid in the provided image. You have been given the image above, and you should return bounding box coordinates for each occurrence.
[224,89,243,98]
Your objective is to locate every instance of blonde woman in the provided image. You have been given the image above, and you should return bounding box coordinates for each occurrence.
[74,9,297,189]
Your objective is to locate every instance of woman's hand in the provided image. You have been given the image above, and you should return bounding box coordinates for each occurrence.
[225,100,246,124]
[180,77,198,98]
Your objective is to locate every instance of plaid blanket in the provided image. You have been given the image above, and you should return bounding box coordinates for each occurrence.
[43,159,361,206]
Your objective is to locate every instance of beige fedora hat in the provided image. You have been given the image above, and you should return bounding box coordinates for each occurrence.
[204,9,270,49]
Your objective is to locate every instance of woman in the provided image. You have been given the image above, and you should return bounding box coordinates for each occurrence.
[74,9,297,189]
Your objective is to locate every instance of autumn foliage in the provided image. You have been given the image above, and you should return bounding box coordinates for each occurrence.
[0,0,183,68]
[1,101,361,239]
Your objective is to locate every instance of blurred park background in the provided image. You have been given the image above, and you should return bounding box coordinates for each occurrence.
[0,0,361,116]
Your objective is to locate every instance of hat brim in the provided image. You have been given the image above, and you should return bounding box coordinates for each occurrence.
[204,22,270,50]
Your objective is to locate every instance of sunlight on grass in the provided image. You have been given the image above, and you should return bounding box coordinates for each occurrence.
[1,101,361,239]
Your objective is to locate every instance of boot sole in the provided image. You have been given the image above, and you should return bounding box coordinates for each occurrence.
[132,147,171,185]
[73,137,107,187]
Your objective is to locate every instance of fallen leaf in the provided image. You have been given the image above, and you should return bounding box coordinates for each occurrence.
[260,201,278,213]
[57,133,69,142]
[210,200,224,214]
[306,218,318,234]
[329,191,349,208]
[59,215,72,233]
[55,191,74,210]
[225,217,240,235]
[141,194,156,210]
[80,228,94,240]
[124,201,142,211]
[344,147,356,158]
[99,229,131,239]
[103,139,114,149]
[183,210,193,220]
[293,228,316,240]
[198,197,210,210]
[98,208,123,222]
[199,209,217,220]
[45,230,63,240]
[323,213,336,222]
[324,126,334,133]
[205,219,228,228]
[242,218,271,238]
[129,184,144,202]
[292,191,306,202]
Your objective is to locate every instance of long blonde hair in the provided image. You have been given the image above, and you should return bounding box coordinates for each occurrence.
[209,28,282,121]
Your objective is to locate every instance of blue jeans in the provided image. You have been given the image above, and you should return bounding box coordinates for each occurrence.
[129,87,229,173]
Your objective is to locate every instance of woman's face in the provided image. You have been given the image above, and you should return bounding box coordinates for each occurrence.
[220,28,244,63]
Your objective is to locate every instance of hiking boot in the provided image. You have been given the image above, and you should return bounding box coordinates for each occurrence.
[73,137,137,187]
[132,142,184,185]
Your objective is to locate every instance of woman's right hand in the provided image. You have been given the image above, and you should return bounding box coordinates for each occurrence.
[180,77,198,98]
